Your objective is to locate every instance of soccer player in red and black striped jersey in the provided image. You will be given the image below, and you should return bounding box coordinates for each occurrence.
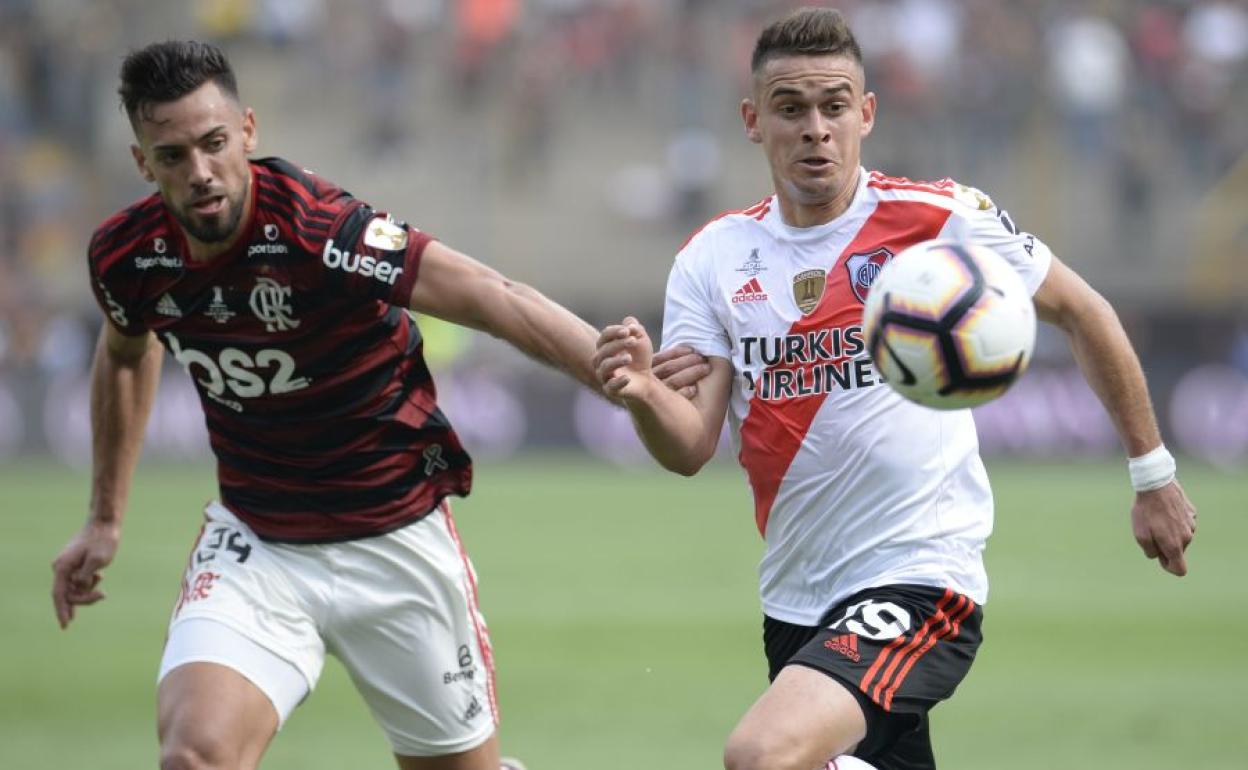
[48,40,604,770]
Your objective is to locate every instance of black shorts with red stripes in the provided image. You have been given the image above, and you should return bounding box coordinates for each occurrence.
[764,584,982,770]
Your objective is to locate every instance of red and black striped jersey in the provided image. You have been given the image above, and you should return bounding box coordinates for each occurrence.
[87,157,472,542]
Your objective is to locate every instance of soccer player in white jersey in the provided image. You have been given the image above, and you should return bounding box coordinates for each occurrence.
[593,8,1197,770]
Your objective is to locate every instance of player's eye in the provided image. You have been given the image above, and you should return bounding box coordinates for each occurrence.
[206,136,227,152]
[157,151,182,166]
[778,103,801,117]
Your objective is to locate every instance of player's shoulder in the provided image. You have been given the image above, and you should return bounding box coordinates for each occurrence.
[89,193,174,275]
[865,169,998,217]
[253,156,354,211]
[678,196,775,257]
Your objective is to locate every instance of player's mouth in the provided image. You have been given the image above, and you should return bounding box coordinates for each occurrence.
[798,157,833,170]
[190,195,226,215]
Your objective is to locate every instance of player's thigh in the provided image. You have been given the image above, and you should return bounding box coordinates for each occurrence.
[158,662,278,770]
[726,664,867,770]
[168,502,327,693]
[788,584,982,766]
[323,503,497,758]
[158,503,325,768]
[394,734,499,770]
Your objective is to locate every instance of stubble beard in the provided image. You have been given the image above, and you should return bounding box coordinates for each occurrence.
[172,189,246,244]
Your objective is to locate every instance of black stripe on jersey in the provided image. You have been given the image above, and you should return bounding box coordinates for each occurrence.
[256,157,350,207]
[91,219,177,276]
[92,206,167,261]
[220,461,468,516]
[94,203,159,248]
[255,189,332,235]
[211,412,459,481]
[254,177,339,226]
[204,366,403,452]
[212,439,404,480]
[254,189,334,231]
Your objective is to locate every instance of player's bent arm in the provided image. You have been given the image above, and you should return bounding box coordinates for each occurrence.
[408,241,601,392]
[1032,256,1161,456]
[621,357,733,476]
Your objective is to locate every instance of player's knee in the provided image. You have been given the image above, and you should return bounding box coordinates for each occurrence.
[723,727,809,770]
[159,736,237,770]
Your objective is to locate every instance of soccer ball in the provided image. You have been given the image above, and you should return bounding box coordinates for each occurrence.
[861,240,1036,410]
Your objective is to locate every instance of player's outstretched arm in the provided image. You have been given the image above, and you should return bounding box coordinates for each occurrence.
[407,241,601,392]
[1033,256,1196,576]
[594,317,731,476]
[52,325,163,628]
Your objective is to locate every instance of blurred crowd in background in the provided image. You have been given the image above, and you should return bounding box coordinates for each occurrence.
[0,0,1246,463]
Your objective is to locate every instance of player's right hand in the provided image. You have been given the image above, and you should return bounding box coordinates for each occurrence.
[593,316,656,401]
[51,520,121,629]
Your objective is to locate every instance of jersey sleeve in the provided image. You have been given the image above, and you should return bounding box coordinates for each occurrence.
[87,233,148,336]
[950,186,1054,295]
[316,201,434,306]
[660,237,732,359]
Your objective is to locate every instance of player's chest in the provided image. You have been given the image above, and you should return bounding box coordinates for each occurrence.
[141,258,328,412]
[715,240,886,334]
[136,252,317,341]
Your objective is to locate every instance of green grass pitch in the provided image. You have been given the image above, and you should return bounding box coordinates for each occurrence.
[2,457,1245,769]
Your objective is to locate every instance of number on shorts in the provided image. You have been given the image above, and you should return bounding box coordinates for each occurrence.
[827,599,912,641]
[195,525,252,564]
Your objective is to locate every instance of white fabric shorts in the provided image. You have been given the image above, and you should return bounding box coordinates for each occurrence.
[158,500,497,757]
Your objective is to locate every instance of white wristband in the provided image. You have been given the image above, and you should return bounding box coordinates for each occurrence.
[1128,445,1177,492]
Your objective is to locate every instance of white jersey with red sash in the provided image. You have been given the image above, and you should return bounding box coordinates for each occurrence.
[662,168,1053,625]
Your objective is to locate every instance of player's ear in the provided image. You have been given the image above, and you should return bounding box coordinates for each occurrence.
[130,144,155,183]
[742,98,762,144]
[860,91,877,139]
[241,107,258,154]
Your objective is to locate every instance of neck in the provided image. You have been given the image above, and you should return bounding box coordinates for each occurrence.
[776,167,860,228]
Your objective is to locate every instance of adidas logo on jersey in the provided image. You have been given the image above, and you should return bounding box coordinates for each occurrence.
[824,633,861,662]
[155,293,182,318]
[732,277,768,304]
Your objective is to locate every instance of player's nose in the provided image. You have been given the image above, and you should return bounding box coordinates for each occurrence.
[800,114,832,143]
[187,148,214,187]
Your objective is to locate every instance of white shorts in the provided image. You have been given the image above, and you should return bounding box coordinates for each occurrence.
[158,500,497,757]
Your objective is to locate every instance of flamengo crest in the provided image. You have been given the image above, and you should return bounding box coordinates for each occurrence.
[792,269,826,315]
[249,277,299,332]
[845,247,893,304]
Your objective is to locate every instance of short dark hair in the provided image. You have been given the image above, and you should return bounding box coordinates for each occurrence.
[751,7,863,73]
[119,40,239,124]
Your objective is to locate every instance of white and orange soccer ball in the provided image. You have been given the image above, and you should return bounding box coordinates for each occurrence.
[861,239,1036,410]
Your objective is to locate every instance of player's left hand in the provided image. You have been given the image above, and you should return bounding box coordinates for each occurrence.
[1131,479,1196,576]
[653,344,711,400]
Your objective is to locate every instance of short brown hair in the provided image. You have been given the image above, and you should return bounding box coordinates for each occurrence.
[751,7,863,73]
[119,40,239,125]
